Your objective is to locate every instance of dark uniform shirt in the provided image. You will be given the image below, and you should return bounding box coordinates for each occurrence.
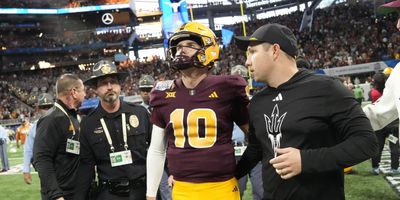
[33,100,80,200]
[75,100,151,199]
[150,75,249,183]
[236,69,378,200]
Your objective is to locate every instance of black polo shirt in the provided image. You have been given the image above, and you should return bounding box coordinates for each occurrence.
[33,99,80,200]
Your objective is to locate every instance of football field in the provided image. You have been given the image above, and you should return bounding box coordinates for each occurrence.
[0,143,398,200]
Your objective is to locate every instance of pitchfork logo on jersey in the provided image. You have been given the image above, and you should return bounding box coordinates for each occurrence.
[264,104,287,158]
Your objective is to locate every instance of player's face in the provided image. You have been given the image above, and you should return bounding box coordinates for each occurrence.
[96,76,121,104]
[245,42,274,83]
[175,40,201,58]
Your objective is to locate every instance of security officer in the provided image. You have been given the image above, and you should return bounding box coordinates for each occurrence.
[23,93,54,185]
[230,65,264,200]
[138,75,155,111]
[33,74,86,200]
[76,60,151,200]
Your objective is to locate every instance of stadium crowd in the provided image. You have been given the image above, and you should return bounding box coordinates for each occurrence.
[1,30,130,49]
[1,3,399,120]
[2,3,399,71]
[232,4,400,70]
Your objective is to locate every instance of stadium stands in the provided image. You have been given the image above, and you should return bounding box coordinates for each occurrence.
[1,2,399,123]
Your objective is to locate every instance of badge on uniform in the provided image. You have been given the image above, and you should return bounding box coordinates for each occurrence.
[129,115,139,128]
[66,139,80,155]
[388,134,398,144]
[110,150,133,167]
[234,146,247,156]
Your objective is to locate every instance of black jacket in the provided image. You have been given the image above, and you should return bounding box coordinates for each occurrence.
[236,69,378,200]
[75,100,151,199]
[33,100,80,200]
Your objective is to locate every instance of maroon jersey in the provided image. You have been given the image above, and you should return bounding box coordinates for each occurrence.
[150,75,249,182]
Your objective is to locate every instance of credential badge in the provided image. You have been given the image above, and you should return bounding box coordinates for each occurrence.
[129,115,139,128]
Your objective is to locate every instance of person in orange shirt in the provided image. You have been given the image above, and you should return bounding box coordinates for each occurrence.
[16,119,31,148]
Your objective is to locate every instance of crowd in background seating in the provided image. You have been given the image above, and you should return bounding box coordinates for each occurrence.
[230,4,400,70]
[0,31,124,49]
[1,3,399,120]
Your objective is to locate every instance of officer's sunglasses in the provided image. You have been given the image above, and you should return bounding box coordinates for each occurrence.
[139,88,152,93]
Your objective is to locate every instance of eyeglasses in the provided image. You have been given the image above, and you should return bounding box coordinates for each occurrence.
[139,88,152,92]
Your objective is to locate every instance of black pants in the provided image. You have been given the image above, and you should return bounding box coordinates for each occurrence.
[97,179,146,200]
[41,193,74,200]
[97,185,146,200]
[371,127,400,169]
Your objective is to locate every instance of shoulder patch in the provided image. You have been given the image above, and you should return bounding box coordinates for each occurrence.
[154,80,175,91]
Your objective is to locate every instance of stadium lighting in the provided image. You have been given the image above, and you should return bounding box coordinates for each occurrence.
[38,61,55,69]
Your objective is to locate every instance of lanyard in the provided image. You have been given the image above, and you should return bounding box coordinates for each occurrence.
[100,113,128,152]
[54,102,80,138]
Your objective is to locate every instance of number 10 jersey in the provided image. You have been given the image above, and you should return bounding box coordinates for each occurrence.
[150,75,249,183]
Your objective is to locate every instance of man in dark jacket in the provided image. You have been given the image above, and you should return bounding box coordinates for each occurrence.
[33,74,86,200]
[75,60,151,200]
[234,23,378,200]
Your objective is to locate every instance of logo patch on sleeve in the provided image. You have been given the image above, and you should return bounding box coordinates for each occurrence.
[154,80,174,91]
[166,92,176,98]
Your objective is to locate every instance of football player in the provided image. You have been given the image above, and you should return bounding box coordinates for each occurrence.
[146,22,249,200]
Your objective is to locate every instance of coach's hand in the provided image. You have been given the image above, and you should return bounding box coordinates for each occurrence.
[269,147,302,180]
[146,196,156,200]
[23,172,32,184]
[168,175,174,187]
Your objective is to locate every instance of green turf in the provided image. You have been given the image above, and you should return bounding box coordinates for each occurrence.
[344,162,399,200]
[0,143,398,200]
[0,174,41,200]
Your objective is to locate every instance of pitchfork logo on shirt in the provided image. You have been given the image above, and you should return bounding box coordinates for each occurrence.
[264,104,287,158]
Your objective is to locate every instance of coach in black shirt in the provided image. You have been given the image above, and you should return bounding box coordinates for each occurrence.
[234,23,378,200]
[33,74,86,200]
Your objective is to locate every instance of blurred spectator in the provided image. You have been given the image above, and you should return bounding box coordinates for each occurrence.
[23,93,55,185]
[16,119,31,148]
[0,125,10,173]
[353,85,364,105]
[369,72,400,175]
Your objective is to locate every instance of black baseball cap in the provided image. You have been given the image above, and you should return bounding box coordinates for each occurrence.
[235,23,298,58]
